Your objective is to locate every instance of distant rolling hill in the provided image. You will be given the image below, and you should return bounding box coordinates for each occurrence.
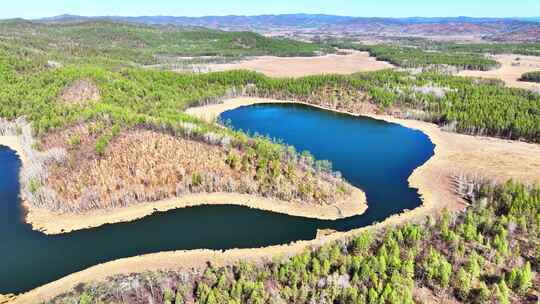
[34,14,540,42]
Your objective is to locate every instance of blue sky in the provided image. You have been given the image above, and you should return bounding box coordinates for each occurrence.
[2,0,540,19]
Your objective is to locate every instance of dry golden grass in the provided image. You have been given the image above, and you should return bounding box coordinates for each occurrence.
[248,84,378,115]
[458,54,540,91]
[207,51,394,77]
[41,127,350,213]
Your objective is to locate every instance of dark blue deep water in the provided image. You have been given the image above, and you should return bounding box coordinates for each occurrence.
[0,103,434,294]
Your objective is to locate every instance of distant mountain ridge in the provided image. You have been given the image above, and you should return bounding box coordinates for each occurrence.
[32,14,540,42]
[37,14,540,25]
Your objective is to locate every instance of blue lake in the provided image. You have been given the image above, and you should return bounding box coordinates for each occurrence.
[0,103,434,294]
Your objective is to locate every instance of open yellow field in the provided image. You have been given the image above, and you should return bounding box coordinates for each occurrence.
[459,54,540,90]
[209,51,540,92]
[206,51,394,77]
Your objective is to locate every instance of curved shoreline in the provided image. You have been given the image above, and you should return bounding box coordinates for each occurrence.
[23,189,366,235]
[7,98,540,303]
[8,99,446,304]
[187,97,464,216]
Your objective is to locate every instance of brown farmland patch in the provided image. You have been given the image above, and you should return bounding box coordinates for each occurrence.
[206,51,394,77]
[458,54,540,91]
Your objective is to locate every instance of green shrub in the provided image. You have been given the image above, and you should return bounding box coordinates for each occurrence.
[520,71,540,83]
[95,135,110,156]
[192,172,204,187]
[28,178,41,194]
[67,134,81,147]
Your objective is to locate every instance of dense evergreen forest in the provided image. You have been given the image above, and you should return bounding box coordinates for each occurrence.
[372,38,540,56]
[434,42,540,56]
[520,71,540,83]
[49,180,540,303]
[352,44,500,70]
[1,35,539,144]
[330,39,540,70]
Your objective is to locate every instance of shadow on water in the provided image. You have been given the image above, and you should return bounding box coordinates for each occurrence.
[0,103,434,294]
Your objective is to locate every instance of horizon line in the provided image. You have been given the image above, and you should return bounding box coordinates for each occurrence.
[11,13,540,21]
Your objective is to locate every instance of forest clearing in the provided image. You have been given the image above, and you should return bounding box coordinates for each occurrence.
[459,54,540,91]
[206,51,394,77]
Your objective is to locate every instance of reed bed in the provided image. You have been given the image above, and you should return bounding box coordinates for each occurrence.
[0,118,67,211]
[244,84,376,115]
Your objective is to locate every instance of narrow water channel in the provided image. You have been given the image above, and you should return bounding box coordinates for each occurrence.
[0,103,434,294]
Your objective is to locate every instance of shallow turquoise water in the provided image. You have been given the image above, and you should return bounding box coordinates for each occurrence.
[0,103,434,294]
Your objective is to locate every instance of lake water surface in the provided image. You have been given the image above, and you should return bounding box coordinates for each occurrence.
[0,103,434,294]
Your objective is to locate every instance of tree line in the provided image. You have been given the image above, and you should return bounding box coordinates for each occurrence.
[1,42,539,145]
[327,41,500,71]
